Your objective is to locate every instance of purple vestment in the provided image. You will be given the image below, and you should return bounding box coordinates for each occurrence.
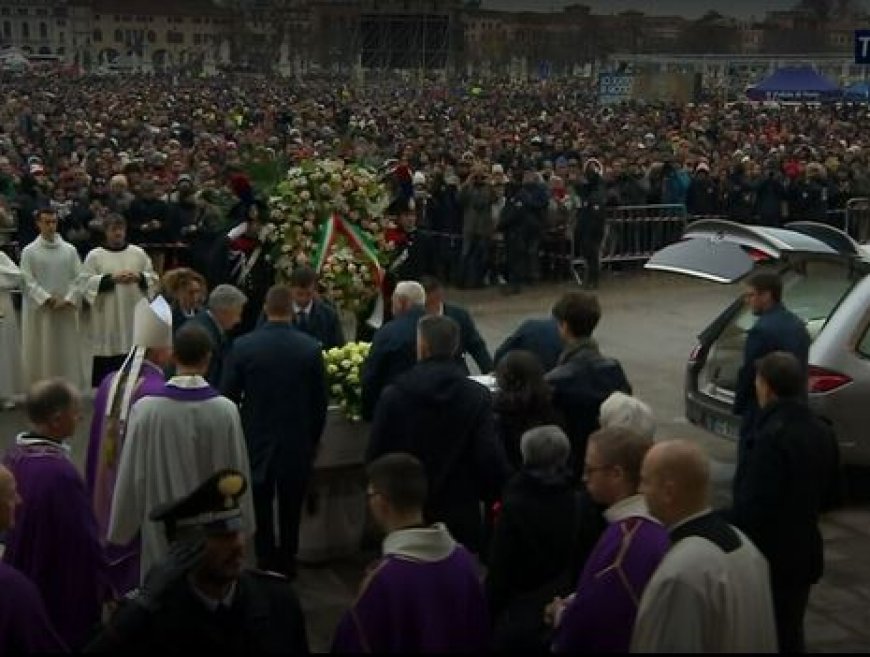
[332,534,490,653]
[0,561,68,653]
[552,512,669,653]
[3,435,107,650]
[85,361,165,597]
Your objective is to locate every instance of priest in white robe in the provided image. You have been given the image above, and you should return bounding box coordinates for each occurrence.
[0,250,23,406]
[107,321,255,583]
[80,214,159,387]
[631,440,777,653]
[19,207,87,390]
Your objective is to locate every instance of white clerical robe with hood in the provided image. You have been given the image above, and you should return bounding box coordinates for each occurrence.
[630,510,778,653]
[19,235,86,389]
[107,375,256,583]
[0,251,23,400]
[80,245,158,357]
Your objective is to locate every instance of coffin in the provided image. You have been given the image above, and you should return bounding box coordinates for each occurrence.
[297,407,370,564]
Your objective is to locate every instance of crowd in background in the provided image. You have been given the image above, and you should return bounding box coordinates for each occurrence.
[2,73,870,281]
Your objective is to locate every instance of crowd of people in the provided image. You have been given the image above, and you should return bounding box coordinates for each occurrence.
[2,73,870,292]
[0,69,852,654]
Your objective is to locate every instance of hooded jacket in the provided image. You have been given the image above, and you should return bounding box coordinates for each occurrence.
[367,358,511,552]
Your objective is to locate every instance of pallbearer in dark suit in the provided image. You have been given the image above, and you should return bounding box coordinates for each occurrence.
[220,285,328,577]
[289,266,345,349]
[494,317,563,372]
[86,470,309,654]
[186,284,246,387]
[422,276,493,374]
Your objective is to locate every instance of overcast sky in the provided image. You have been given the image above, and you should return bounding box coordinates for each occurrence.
[480,0,832,20]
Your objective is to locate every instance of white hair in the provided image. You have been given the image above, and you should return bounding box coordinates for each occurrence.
[393,280,426,306]
[599,392,656,440]
[520,425,570,473]
[208,284,247,311]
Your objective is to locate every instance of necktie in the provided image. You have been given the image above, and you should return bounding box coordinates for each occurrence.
[298,311,309,332]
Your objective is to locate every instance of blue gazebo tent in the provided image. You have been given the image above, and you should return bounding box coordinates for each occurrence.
[845,81,870,101]
[746,66,841,102]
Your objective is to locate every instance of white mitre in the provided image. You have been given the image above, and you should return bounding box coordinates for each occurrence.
[133,295,173,348]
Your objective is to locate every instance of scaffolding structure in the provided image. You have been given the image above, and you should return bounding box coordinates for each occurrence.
[311,0,461,75]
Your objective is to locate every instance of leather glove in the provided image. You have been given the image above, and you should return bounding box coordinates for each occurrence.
[137,538,206,612]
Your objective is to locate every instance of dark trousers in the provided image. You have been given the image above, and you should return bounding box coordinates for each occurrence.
[505,233,529,289]
[772,582,811,653]
[252,472,310,574]
[92,355,127,389]
[459,236,489,288]
[580,236,601,288]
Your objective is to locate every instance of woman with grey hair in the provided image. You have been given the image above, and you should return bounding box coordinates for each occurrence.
[599,391,656,440]
[486,424,579,652]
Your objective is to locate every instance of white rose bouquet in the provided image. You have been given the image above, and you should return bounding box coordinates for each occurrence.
[324,342,371,422]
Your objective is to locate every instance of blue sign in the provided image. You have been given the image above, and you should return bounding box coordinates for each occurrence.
[598,74,634,105]
[855,30,870,64]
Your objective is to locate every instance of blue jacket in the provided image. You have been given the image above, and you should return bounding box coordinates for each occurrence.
[663,169,691,206]
[495,318,563,372]
[361,305,426,420]
[734,303,810,435]
[221,322,327,484]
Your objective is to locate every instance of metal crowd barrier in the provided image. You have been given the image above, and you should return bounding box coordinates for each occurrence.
[570,204,689,285]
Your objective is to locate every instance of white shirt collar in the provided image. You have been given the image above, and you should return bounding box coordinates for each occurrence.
[604,494,659,525]
[382,523,456,563]
[166,375,210,389]
[293,301,313,315]
[188,579,237,612]
[15,433,71,456]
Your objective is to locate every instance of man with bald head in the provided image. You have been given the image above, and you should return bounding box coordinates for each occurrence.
[631,440,778,653]
[0,464,67,653]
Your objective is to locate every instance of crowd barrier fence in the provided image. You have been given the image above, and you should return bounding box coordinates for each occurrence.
[569,204,689,285]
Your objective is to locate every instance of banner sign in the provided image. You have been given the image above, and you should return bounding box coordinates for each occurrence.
[598,74,634,105]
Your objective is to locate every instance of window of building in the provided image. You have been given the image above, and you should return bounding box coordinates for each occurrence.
[147,30,156,43]
[166,30,184,44]
[36,9,47,17]
[192,17,201,24]
[56,19,65,27]
[93,29,102,42]
[114,29,123,43]
[0,8,9,17]
[193,33,201,45]
[59,32,64,42]
[2,22,10,38]
[17,8,27,16]
[21,22,29,38]
[39,22,47,39]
